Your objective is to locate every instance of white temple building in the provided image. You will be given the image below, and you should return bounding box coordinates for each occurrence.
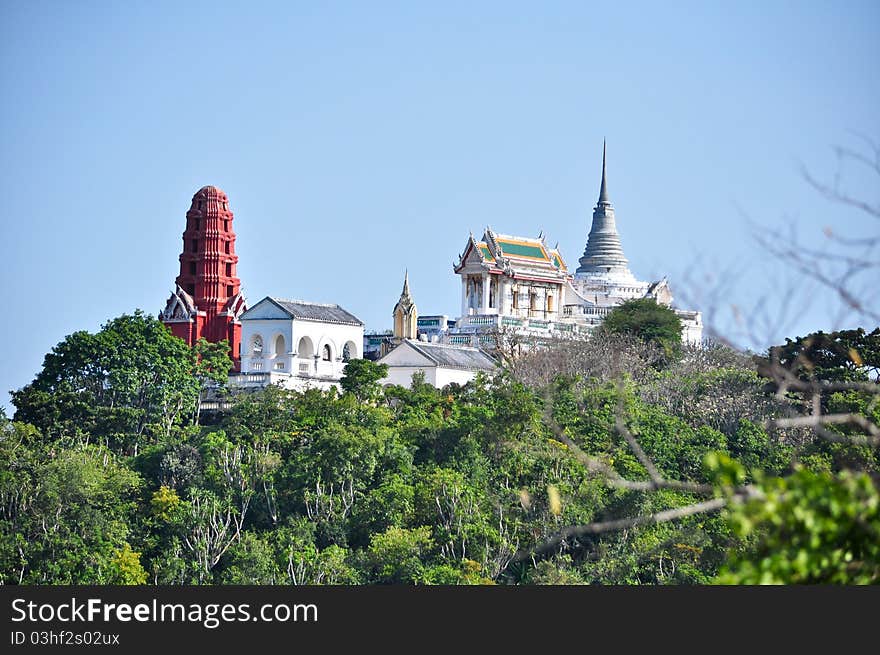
[234,296,364,391]
[445,143,702,345]
[449,228,572,346]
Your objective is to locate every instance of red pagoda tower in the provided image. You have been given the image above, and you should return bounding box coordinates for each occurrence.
[161,185,246,371]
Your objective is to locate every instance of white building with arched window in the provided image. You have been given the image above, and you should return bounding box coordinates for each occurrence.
[233,296,364,391]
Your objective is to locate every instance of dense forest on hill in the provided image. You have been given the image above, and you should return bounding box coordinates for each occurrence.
[2,309,878,585]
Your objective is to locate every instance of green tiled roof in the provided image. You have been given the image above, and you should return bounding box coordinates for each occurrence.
[497,241,547,260]
[478,244,495,261]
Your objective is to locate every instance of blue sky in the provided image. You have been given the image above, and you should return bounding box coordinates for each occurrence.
[1,1,878,411]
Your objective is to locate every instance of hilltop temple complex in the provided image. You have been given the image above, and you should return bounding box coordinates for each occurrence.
[387,143,702,354]
[162,144,701,390]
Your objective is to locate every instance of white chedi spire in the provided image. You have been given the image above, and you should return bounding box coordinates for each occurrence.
[576,141,632,277]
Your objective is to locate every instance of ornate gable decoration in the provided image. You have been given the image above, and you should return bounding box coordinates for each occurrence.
[160,284,198,322]
[454,233,498,273]
[548,247,568,273]
[222,289,248,321]
[645,277,674,306]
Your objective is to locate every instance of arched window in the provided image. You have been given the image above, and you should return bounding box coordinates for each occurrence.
[297,336,314,358]
[274,334,286,356]
[547,294,554,312]
[251,335,263,355]
[322,344,332,361]
[342,341,357,362]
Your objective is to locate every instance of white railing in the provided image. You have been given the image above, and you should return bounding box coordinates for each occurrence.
[563,305,612,318]
[462,314,501,327]
[230,372,271,387]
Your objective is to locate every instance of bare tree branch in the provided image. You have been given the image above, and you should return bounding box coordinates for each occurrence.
[615,415,663,485]
[541,391,717,495]
[768,412,880,437]
[512,496,743,563]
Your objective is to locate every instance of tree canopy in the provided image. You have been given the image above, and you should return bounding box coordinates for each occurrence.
[602,298,684,364]
[760,327,880,383]
[340,359,388,402]
[2,311,877,585]
[11,311,231,453]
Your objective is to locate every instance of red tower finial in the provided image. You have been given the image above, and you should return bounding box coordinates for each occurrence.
[160,185,246,371]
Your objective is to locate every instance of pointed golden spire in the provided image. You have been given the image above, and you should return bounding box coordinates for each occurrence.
[393,269,418,339]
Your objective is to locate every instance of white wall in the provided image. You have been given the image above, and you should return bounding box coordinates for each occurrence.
[681,318,704,345]
[241,317,363,382]
[381,366,438,388]
[380,365,480,389]
[433,367,481,388]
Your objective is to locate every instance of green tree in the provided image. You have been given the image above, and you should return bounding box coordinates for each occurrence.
[192,337,234,423]
[0,441,142,584]
[715,467,880,584]
[603,298,683,364]
[363,526,435,584]
[108,543,148,585]
[340,359,388,402]
[11,311,208,453]
[217,532,281,584]
[762,328,879,384]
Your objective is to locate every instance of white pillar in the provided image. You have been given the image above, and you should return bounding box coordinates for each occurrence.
[500,278,510,316]
[460,276,468,317]
[481,273,490,313]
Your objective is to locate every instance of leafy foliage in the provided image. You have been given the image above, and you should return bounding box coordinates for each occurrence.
[602,298,684,364]
[761,328,880,383]
[2,312,877,585]
[717,468,880,584]
[340,359,388,402]
[11,311,231,453]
